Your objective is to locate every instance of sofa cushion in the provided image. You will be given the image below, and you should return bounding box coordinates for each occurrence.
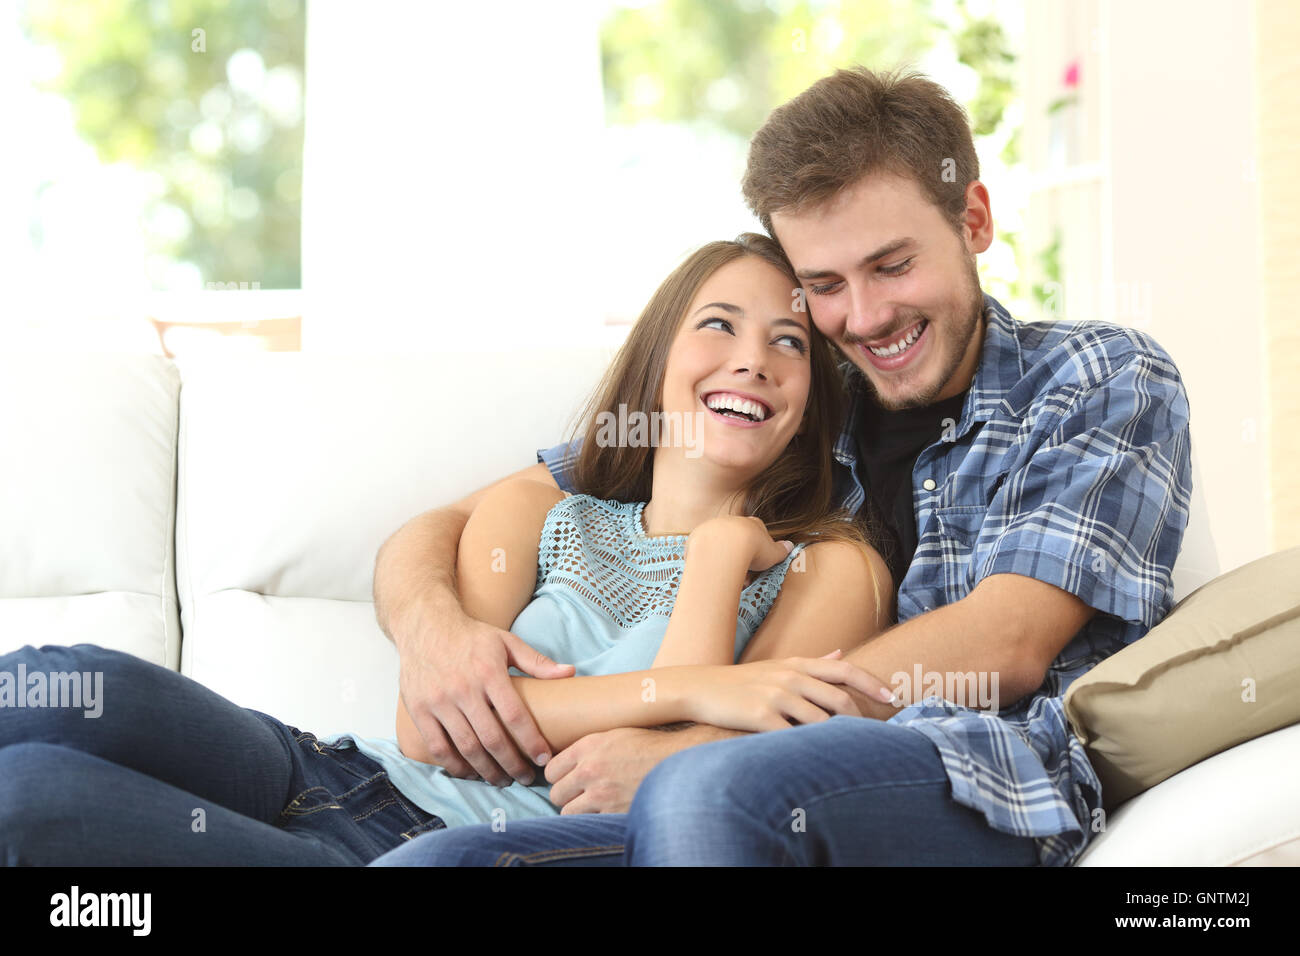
[0,353,182,668]
[1074,720,1300,865]
[1064,545,1300,809]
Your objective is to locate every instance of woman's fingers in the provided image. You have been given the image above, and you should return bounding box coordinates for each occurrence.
[753,710,801,733]
[792,657,897,705]
[749,536,795,572]
[777,692,835,726]
[784,673,864,719]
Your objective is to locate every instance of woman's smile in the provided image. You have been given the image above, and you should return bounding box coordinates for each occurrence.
[700,389,776,429]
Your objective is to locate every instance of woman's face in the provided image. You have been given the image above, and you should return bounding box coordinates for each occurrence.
[657,255,812,478]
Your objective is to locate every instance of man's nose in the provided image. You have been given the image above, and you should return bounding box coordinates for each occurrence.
[844,284,891,343]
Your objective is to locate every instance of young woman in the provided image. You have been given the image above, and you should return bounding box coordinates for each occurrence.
[0,233,893,866]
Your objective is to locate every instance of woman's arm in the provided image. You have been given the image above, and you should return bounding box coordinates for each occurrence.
[651,516,794,668]
[506,533,900,751]
[396,485,891,760]
[396,481,705,760]
[737,538,893,664]
[508,654,891,753]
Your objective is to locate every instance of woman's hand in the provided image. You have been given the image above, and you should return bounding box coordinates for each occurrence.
[686,514,794,574]
[675,651,896,732]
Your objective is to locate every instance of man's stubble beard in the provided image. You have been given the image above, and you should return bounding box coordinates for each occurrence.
[849,256,985,413]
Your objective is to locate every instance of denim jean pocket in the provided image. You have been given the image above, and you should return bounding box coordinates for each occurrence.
[399,815,447,841]
[280,784,350,821]
[296,732,383,784]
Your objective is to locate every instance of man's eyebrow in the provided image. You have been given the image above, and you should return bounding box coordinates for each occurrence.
[690,303,808,332]
[794,238,916,280]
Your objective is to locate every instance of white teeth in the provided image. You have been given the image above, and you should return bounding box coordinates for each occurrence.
[705,393,768,421]
[868,321,924,357]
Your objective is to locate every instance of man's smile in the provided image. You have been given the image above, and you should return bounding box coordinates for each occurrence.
[855,317,931,372]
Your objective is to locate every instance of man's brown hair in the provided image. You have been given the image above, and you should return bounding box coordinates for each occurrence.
[742,66,979,238]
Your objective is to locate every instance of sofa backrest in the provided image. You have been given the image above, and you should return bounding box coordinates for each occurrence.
[0,348,1224,740]
[0,353,182,668]
[172,348,615,737]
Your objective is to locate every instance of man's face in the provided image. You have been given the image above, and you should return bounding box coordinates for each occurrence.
[771,172,992,412]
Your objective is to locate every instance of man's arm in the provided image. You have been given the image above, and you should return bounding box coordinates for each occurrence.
[545,573,1091,814]
[374,459,574,788]
[841,572,1096,719]
[847,345,1191,716]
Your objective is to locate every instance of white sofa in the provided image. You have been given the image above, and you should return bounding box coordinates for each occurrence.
[1,350,1295,866]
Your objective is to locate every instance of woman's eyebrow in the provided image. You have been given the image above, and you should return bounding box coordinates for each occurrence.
[691,301,743,317]
[691,304,806,332]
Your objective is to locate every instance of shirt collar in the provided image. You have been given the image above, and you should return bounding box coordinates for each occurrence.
[963,292,1026,431]
[832,292,1024,466]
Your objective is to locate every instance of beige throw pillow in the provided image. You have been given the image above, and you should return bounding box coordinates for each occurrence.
[1064,546,1300,809]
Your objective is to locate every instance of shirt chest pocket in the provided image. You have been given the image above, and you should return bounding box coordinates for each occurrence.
[933,467,1010,512]
[932,505,986,598]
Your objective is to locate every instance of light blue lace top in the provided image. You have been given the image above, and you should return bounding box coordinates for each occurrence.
[322,493,808,830]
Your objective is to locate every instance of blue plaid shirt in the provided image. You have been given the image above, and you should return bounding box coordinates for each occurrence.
[538,293,1193,867]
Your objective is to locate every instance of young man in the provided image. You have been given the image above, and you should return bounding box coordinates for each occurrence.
[370,67,1192,866]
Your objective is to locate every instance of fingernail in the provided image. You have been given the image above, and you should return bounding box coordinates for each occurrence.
[780,540,794,552]
[878,687,896,702]
[535,753,549,766]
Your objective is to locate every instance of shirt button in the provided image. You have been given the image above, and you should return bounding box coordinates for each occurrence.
[922,478,937,491]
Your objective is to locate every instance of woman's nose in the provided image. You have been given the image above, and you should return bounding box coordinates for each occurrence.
[731,338,769,379]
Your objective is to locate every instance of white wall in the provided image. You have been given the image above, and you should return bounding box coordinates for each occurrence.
[1102,0,1269,577]
[300,0,607,353]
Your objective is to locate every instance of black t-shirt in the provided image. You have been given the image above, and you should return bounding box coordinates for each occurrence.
[854,388,970,591]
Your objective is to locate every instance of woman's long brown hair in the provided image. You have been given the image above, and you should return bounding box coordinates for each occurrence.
[559,232,890,619]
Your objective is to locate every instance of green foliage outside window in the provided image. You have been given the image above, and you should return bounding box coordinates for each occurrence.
[599,0,1027,305]
[22,0,305,289]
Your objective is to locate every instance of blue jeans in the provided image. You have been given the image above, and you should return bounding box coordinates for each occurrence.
[371,716,1041,866]
[0,644,444,865]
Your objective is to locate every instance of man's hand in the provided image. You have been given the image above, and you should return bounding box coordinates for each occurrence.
[397,597,574,787]
[544,725,744,814]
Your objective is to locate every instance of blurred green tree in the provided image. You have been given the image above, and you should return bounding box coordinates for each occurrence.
[601,0,934,138]
[22,0,304,289]
[599,0,1024,303]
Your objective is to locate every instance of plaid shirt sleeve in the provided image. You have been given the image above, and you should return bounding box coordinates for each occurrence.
[972,345,1193,634]
[537,439,582,494]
